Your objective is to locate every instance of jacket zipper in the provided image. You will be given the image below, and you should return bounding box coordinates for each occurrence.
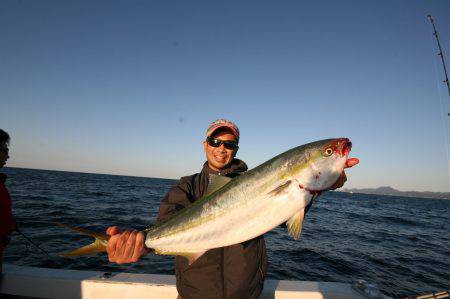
[219,171,226,298]
[222,247,225,299]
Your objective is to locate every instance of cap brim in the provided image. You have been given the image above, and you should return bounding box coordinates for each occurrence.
[207,125,239,140]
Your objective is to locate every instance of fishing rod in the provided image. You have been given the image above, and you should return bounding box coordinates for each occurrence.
[15,226,51,257]
[427,14,450,116]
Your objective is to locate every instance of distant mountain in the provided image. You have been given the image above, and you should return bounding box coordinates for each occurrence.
[342,186,450,200]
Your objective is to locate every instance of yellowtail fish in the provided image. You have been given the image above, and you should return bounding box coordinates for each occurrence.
[58,138,358,265]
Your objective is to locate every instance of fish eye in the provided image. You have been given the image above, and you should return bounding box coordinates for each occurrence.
[323,148,333,157]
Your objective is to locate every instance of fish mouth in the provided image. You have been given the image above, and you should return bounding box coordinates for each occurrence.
[332,138,359,168]
[332,138,352,157]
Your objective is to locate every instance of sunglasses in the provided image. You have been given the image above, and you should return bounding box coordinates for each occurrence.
[206,137,239,150]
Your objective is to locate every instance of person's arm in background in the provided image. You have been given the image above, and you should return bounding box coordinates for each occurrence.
[0,180,16,252]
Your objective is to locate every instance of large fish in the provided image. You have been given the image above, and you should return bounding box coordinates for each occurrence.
[58,138,358,264]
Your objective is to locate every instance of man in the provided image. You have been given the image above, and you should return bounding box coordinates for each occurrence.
[106,119,350,299]
[0,129,16,274]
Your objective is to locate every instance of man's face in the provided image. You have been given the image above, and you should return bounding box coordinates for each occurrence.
[0,143,9,168]
[203,130,238,171]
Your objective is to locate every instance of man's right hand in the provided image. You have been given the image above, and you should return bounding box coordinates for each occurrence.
[106,226,149,264]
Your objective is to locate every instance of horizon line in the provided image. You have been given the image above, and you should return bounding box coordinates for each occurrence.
[3,166,450,194]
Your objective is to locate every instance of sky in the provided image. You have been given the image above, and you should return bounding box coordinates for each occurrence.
[1,0,450,192]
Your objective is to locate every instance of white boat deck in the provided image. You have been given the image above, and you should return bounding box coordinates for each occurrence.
[1,263,369,299]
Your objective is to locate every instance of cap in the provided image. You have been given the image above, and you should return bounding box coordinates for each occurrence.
[206,119,240,141]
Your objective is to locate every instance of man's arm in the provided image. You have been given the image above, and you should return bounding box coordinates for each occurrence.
[156,177,193,223]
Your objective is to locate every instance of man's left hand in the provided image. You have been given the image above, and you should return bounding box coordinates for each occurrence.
[329,171,347,190]
[328,158,359,191]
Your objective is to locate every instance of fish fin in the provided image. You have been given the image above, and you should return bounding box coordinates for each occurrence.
[267,180,292,197]
[155,250,206,266]
[55,222,109,257]
[286,208,306,240]
[205,174,232,196]
[60,239,107,257]
[54,222,109,241]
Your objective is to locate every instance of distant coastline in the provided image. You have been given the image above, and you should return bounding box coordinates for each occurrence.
[342,186,450,200]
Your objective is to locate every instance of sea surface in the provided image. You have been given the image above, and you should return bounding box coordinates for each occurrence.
[3,167,450,298]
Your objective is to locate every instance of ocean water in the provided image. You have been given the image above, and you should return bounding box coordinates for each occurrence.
[2,167,449,298]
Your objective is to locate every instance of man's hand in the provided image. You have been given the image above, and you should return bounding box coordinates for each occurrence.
[329,158,359,191]
[329,171,347,190]
[106,226,148,264]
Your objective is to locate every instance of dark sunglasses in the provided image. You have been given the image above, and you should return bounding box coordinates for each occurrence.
[206,137,239,150]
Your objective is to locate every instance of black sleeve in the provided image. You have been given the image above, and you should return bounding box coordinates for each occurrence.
[156,176,194,224]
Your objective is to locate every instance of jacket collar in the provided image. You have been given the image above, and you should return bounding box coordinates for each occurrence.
[202,158,248,176]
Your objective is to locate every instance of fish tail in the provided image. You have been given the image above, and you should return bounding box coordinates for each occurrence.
[54,222,109,257]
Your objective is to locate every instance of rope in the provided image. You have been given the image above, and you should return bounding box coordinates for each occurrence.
[15,226,51,257]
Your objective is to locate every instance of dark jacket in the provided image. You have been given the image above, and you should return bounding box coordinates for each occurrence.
[156,159,268,299]
[0,173,15,259]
